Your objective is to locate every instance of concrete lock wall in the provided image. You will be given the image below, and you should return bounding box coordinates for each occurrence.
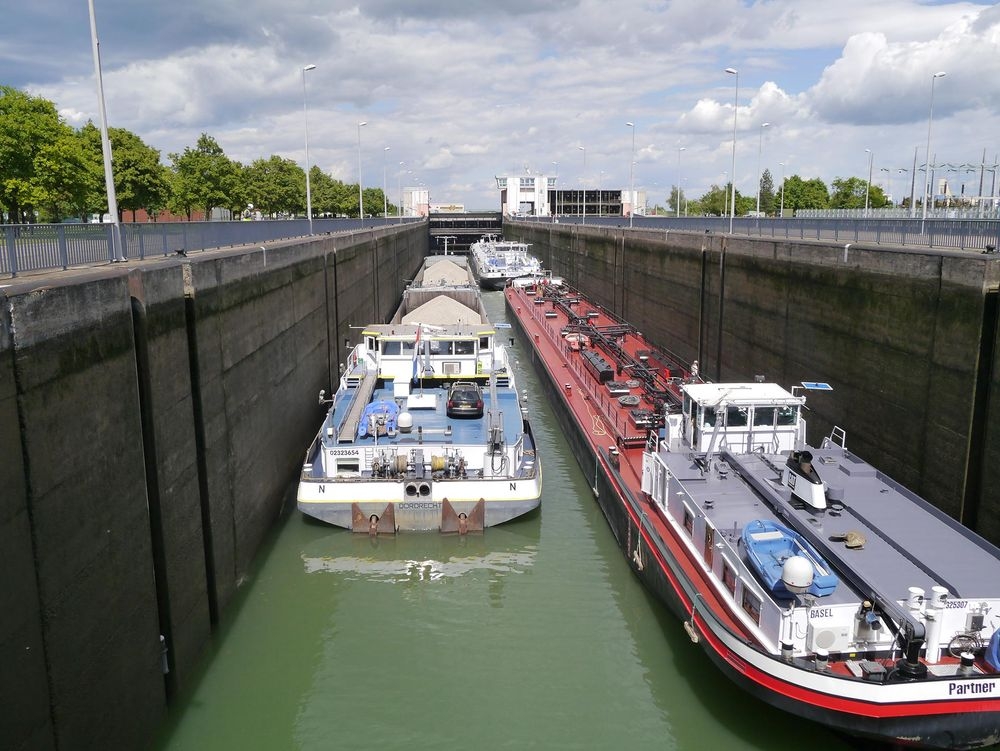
[511,222,1000,544]
[0,224,428,750]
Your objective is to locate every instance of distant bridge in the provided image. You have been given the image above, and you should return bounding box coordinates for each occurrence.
[429,211,502,253]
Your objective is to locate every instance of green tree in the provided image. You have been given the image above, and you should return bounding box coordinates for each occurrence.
[312,172,355,217]
[781,175,829,212]
[867,184,890,209]
[361,186,386,218]
[667,185,685,215]
[829,176,869,209]
[244,155,304,217]
[80,123,171,221]
[168,133,239,220]
[0,86,66,222]
[759,169,775,215]
[32,128,102,222]
[695,183,742,216]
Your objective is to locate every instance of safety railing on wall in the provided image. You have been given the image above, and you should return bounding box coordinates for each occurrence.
[516,215,1000,252]
[0,217,424,278]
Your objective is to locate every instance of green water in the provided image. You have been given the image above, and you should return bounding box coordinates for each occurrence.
[155,292,857,751]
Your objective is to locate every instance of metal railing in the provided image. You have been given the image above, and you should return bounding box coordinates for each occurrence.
[516,215,1000,252]
[0,217,423,278]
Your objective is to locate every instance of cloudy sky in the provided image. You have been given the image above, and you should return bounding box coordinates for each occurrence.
[4,0,1000,210]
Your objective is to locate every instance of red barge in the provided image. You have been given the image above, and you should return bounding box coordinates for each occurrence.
[505,275,1000,749]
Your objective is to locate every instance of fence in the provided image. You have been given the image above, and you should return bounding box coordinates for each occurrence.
[0,217,422,278]
[520,215,1000,252]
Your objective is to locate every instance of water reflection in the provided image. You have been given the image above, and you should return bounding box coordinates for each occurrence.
[299,520,539,607]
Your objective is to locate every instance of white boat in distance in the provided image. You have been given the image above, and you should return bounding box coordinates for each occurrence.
[297,255,541,533]
[469,234,542,290]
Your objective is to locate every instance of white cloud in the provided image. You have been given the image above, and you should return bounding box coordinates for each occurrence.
[6,0,1000,207]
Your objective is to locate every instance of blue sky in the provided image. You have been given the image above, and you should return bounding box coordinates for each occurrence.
[3,0,999,209]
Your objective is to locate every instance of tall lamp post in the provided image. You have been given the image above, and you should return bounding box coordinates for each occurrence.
[87,0,123,261]
[301,64,317,234]
[922,71,946,231]
[864,148,874,215]
[599,170,605,217]
[552,161,559,216]
[725,68,739,233]
[626,121,636,227]
[382,146,390,219]
[778,162,786,217]
[578,145,586,224]
[755,122,770,215]
[675,146,686,217]
[723,171,729,217]
[397,161,405,222]
[357,121,367,226]
[880,167,892,208]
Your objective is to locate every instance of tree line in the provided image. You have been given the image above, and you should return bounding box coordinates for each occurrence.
[661,167,894,217]
[0,86,394,224]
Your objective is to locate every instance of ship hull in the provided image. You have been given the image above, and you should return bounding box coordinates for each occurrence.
[505,288,1000,750]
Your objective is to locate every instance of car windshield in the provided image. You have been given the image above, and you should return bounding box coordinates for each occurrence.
[453,388,479,401]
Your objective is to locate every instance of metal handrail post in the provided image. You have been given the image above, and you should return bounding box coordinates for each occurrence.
[5,225,18,278]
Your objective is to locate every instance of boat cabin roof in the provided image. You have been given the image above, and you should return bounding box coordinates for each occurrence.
[682,382,805,407]
[361,322,496,339]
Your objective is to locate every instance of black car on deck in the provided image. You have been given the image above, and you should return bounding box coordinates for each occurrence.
[446,381,484,418]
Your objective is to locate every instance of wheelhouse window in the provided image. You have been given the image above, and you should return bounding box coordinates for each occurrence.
[741,589,761,625]
[777,406,798,426]
[701,406,716,428]
[429,340,453,355]
[479,335,491,350]
[453,339,475,355]
[401,340,415,356]
[753,406,775,427]
[381,340,402,355]
[726,405,748,427]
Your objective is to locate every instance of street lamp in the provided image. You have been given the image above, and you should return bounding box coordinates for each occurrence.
[626,122,636,227]
[676,146,686,217]
[301,64,316,234]
[880,167,892,208]
[382,146,390,219]
[864,148,874,215]
[88,0,123,261]
[725,68,739,232]
[397,161,405,222]
[755,122,770,216]
[778,162,786,217]
[578,145,586,224]
[599,170,605,217]
[922,71,946,230]
[552,161,558,216]
[357,121,367,226]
